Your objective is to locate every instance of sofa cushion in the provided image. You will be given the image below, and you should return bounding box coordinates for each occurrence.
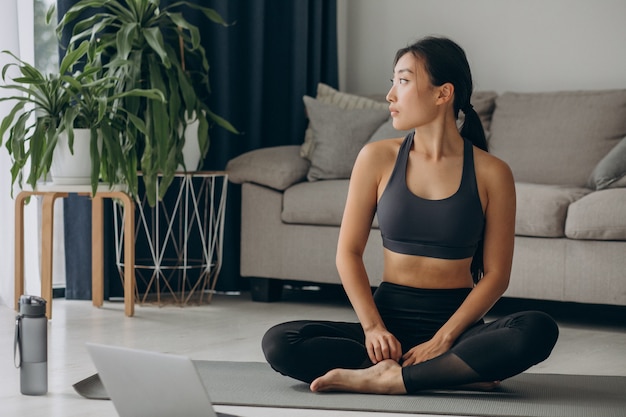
[303,96,389,181]
[565,189,626,240]
[489,90,626,187]
[609,176,626,188]
[226,145,309,191]
[300,83,389,159]
[515,183,590,237]
[587,136,626,190]
[282,180,349,226]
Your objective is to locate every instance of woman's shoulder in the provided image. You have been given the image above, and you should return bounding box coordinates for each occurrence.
[352,137,404,180]
[360,137,404,162]
[473,146,515,189]
[474,147,512,173]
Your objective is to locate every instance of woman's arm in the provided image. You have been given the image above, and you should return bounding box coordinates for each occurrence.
[337,142,402,363]
[402,152,516,366]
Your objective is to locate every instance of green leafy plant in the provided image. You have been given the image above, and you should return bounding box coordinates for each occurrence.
[0,40,165,196]
[57,0,238,206]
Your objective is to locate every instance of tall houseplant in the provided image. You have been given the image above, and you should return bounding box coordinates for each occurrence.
[57,0,238,206]
[0,41,165,196]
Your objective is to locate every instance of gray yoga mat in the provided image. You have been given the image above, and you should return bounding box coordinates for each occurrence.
[74,361,626,417]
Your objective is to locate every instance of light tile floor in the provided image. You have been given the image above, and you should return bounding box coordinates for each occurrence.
[1,287,625,417]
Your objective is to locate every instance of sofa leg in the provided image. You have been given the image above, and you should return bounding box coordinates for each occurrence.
[250,278,283,302]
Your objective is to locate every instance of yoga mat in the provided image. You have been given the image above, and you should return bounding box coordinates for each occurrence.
[75,361,626,417]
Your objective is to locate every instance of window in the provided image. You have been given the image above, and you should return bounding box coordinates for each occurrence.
[34,0,66,291]
[34,0,58,74]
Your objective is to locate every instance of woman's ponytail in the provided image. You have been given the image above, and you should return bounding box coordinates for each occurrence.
[460,104,488,152]
[462,104,487,283]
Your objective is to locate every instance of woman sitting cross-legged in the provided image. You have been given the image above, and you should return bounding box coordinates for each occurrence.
[261,36,559,395]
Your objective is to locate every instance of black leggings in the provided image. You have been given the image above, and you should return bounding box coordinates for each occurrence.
[262,282,559,393]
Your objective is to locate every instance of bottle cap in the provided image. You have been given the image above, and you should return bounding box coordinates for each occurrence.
[19,296,47,317]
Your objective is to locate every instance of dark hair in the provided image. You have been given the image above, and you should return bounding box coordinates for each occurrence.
[394,36,488,153]
[395,36,487,282]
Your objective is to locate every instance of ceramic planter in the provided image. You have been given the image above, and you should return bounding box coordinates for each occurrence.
[50,128,94,185]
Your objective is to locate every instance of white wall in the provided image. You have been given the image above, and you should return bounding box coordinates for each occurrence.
[338,0,626,95]
[0,1,42,307]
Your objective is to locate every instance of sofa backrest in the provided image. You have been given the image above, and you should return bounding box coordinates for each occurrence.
[488,90,626,187]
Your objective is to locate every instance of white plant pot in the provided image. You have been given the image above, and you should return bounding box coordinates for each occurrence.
[179,117,201,172]
[50,128,94,185]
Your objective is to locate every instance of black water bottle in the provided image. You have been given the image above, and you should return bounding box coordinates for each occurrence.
[15,295,48,395]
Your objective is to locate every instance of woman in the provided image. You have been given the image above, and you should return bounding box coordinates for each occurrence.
[262,36,559,395]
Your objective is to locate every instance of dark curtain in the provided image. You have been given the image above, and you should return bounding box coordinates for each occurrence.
[57,0,99,299]
[57,0,338,297]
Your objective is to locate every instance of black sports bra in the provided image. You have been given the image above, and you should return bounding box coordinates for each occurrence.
[376,133,484,259]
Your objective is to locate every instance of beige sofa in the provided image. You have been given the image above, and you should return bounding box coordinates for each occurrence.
[227,84,626,306]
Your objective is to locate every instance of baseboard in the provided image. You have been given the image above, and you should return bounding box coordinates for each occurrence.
[52,287,65,299]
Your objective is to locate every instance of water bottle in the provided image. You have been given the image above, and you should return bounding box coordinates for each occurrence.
[14,295,48,395]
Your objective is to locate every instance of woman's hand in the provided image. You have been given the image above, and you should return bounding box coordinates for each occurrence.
[401,337,453,367]
[364,326,402,364]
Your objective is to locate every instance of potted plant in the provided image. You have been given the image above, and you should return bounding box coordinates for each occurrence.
[57,0,238,206]
[0,41,165,196]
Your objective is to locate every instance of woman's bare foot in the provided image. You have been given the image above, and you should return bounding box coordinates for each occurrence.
[310,359,407,394]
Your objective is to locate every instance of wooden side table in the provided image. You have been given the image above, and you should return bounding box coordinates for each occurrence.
[14,184,136,318]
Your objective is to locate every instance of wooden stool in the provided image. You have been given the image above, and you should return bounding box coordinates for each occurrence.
[14,185,135,318]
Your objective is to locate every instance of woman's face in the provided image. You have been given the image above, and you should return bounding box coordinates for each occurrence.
[386,52,440,131]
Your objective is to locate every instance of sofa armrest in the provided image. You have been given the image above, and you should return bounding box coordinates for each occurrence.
[226,145,310,191]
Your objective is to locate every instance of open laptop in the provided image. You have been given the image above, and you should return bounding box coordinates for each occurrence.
[86,343,240,417]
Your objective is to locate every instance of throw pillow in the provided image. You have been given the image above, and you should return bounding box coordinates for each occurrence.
[303,96,389,181]
[587,136,626,190]
[300,83,388,159]
[226,145,310,191]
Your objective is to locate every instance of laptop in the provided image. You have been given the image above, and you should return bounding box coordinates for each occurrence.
[86,343,240,417]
